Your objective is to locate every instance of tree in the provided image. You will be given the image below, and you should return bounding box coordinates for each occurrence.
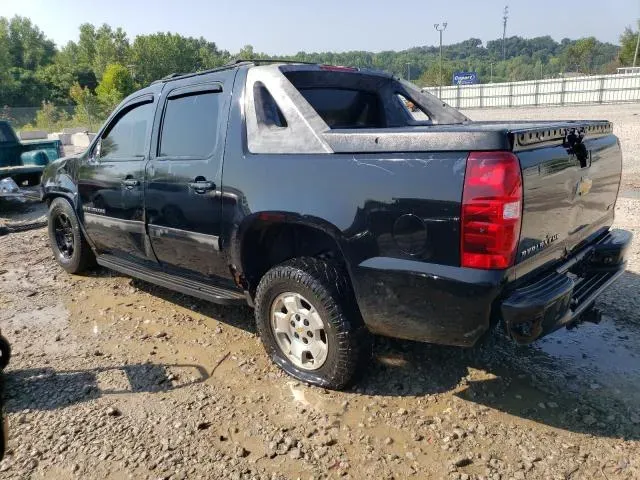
[238,44,256,60]
[96,63,135,111]
[418,62,455,87]
[0,19,13,99]
[69,83,101,131]
[562,37,597,73]
[619,22,640,66]
[5,16,55,70]
[130,33,226,84]
[93,25,130,78]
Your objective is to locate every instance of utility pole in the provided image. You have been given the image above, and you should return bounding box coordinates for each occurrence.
[502,5,509,61]
[634,21,640,68]
[490,62,494,82]
[434,22,447,97]
[406,62,411,81]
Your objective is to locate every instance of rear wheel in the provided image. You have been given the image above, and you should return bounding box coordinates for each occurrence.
[0,336,10,370]
[254,257,370,390]
[48,198,96,274]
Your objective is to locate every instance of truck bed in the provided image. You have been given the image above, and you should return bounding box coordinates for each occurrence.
[323,120,612,153]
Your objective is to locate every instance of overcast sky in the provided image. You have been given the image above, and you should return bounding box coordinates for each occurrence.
[3,0,639,54]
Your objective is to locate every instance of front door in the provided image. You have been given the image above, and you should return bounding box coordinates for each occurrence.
[78,95,156,264]
[145,74,234,283]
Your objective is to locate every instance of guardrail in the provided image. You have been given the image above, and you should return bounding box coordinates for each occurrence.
[422,73,640,109]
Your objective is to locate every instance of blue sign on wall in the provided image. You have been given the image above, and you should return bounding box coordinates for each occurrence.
[452,71,479,85]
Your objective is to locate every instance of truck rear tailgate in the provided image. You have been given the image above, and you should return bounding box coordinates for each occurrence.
[511,121,621,279]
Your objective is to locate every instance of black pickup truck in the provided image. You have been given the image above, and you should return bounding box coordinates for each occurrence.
[41,61,632,389]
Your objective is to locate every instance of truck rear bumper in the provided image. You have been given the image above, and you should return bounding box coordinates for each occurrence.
[352,258,506,347]
[351,229,631,347]
[502,229,632,344]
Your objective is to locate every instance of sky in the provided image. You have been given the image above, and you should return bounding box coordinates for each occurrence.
[2,0,639,54]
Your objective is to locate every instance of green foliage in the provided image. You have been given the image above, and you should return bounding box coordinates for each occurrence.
[95,63,135,111]
[5,16,55,70]
[69,83,102,131]
[31,100,71,131]
[130,33,228,85]
[619,22,639,66]
[418,62,456,87]
[0,14,629,119]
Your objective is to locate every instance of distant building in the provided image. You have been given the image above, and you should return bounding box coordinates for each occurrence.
[617,67,640,74]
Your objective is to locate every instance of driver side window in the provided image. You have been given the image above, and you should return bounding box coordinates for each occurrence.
[99,101,154,161]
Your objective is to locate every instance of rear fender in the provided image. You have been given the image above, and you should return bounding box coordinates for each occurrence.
[231,212,353,281]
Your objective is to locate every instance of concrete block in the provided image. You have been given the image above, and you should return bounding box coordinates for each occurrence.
[63,127,88,134]
[48,133,73,145]
[71,133,93,148]
[18,130,48,140]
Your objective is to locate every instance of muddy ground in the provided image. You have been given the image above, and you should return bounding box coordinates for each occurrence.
[1,104,640,479]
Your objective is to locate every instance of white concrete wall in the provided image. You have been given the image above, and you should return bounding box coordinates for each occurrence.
[423,73,640,109]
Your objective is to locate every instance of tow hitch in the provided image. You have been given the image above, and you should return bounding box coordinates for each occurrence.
[568,305,602,329]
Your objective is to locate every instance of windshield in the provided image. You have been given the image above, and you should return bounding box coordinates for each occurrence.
[0,123,18,144]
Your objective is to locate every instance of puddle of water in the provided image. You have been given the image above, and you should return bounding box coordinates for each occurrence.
[535,315,640,404]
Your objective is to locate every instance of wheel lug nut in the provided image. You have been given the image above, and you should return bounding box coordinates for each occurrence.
[294,332,299,339]
[302,337,308,344]
[303,320,309,326]
[307,331,313,337]
[290,321,295,327]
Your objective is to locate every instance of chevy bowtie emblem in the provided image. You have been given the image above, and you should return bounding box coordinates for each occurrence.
[577,176,593,196]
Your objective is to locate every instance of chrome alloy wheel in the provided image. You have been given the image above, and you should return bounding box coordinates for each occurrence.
[270,292,329,370]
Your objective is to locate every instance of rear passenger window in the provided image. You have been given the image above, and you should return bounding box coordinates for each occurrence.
[159,91,221,158]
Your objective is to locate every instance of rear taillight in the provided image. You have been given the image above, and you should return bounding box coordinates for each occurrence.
[461,151,523,269]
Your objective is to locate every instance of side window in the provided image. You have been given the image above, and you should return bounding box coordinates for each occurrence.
[254,82,287,128]
[159,91,221,158]
[100,102,154,160]
[397,94,430,121]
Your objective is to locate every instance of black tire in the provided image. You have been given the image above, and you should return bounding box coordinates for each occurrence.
[0,336,10,370]
[254,257,370,390]
[48,197,96,274]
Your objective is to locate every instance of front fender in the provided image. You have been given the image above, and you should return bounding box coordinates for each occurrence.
[41,156,78,207]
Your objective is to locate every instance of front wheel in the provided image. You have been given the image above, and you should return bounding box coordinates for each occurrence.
[254,257,370,390]
[48,198,96,274]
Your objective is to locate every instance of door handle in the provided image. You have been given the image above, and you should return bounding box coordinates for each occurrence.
[188,180,215,193]
[122,178,140,188]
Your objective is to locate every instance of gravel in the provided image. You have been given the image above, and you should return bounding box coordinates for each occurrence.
[1,103,639,479]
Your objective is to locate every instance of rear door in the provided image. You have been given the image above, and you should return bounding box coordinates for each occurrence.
[78,95,156,264]
[145,71,235,283]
